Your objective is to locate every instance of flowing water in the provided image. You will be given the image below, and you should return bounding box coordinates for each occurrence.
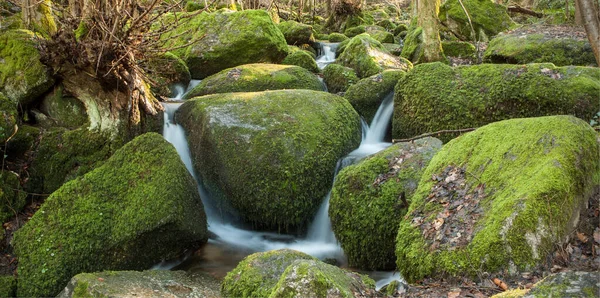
[316,41,339,70]
[158,45,403,289]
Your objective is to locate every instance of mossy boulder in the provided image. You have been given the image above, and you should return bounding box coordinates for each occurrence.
[330,137,442,270]
[221,249,317,297]
[5,125,40,160]
[522,271,599,297]
[145,51,191,98]
[0,13,23,32]
[383,43,403,56]
[400,26,423,63]
[39,86,89,128]
[0,29,54,105]
[395,116,599,283]
[288,45,317,59]
[58,270,220,298]
[344,26,366,38]
[336,38,351,57]
[343,13,375,31]
[337,34,412,78]
[177,90,361,231]
[159,9,289,79]
[483,30,597,66]
[14,133,208,297]
[393,24,408,36]
[376,19,396,31]
[344,70,405,123]
[367,29,395,44]
[183,64,323,98]
[439,0,514,41]
[392,62,600,142]
[0,93,17,143]
[442,41,477,58]
[0,275,16,298]
[0,171,26,223]
[270,259,377,297]
[282,51,320,73]
[278,20,315,45]
[329,32,349,42]
[323,64,359,94]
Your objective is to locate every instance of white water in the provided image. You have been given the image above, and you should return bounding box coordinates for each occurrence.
[316,42,339,70]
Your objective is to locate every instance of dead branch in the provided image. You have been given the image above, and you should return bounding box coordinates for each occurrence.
[392,128,477,143]
[507,5,544,18]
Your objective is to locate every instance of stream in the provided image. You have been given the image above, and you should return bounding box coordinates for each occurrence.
[158,43,403,291]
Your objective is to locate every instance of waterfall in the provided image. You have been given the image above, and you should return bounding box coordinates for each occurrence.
[316,42,339,70]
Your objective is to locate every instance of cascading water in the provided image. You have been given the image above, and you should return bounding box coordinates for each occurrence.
[316,41,339,70]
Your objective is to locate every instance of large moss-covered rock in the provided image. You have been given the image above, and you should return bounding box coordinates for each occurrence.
[58,270,220,298]
[184,64,322,98]
[270,259,377,297]
[344,70,404,123]
[159,9,289,79]
[483,29,597,66]
[323,64,359,94]
[337,34,412,78]
[0,29,54,105]
[343,13,375,32]
[392,62,600,142]
[330,138,442,270]
[344,26,367,38]
[39,86,88,128]
[443,41,477,58]
[0,93,17,143]
[400,26,423,63]
[14,133,208,297]
[145,51,192,98]
[177,90,361,231]
[282,51,320,73]
[439,0,514,41]
[277,20,315,45]
[395,116,599,283]
[365,25,395,44]
[5,125,39,160]
[0,171,26,223]
[523,271,599,297]
[221,249,317,298]
[329,32,349,42]
[383,43,403,56]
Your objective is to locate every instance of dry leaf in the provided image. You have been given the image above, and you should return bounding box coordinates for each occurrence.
[433,218,445,230]
[577,232,589,243]
[447,289,461,298]
[492,278,508,291]
[98,277,105,282]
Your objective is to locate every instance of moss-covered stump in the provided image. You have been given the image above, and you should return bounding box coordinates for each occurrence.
[0,171,26,223]
[39,86,88,129]
[270,259,377,297]
[14,133,208,297]
[282,51,320,73]
[0,275,16,298]
[221,249,317,297]
[439,0,514,41]
[177,90,361,231]
[337,34,412,78]
[483,30,597,66]
[344,70,405,123]
[330,137,442,270]
[277,20,315,45]
[145,51,192,98]
[323,64,359,94]
[58,270,220,298]
[0,93,17,143]
[442,41,476,59]
[183,64,323,99]
[159,9,288,79]
[329,32,349,42]
[392,62,600,142]
[395,116,599,283]
[0,29,54,105]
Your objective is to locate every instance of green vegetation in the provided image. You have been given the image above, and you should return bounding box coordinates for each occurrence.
[323,64,359,94]
[0,171,26,223]
[442,41,476,58]
[278,20,315,45]
[344,70,405,123]
[439,0,514,41]
[338,34,412,78]
[283,51,320,73]
[145,51,191,97]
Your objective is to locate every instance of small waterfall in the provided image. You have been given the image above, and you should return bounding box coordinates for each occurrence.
[316,42,339,70]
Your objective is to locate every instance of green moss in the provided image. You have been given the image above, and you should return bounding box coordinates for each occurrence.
[383,43,403,56]
[14,133,208,297]
[393,24,408,36]
[221,249,316,298]
[368,29,394,44]
[0,275,16,298]
[183,64,323,98]
[0,29,54,105]
[177,90,361,231]
[376,20,396,31]
[490,288,529,297]
[442,41,476,58]
[338,34,412,78]
[157,9,289,78]
[525,271,600,297]
[323,64,359,94]
[329,33,349,42]
[74,20,88,42]
[145,51,191,97]
[400,26,423,63]
[288,45,316,59]
[344,26,366,37]
[336,38,351,57]
[277,20,315,45]
[282,51,320,73]
[39,85,89,128]
[330,138,442,270]
[0,13,23,32]
[5,125,40,160]
[395,116,599,282]
[483,32,597,66]
[344,70,405,123]
[185,1,205,12]
[392,62,600,142]
[0,171,27,223]
[439,0,515,41]
[0,93,17,143]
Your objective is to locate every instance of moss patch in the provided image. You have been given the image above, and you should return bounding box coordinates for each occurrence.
[323,64,359,94]
[282,51,320,73]
[0,275,16,298]
[392,62,600,142]
[344,70,404,123]
[0,93,17,143]
[277,20,315,45]
[439,0,515,41]
[329,33,349,42]
[395,116,599,282]
[144,51,191,98]
[442,41,476,58]
[0,171,27,223]
[39,85,89,129]
[14,133,208,297]
[338,34,412,78]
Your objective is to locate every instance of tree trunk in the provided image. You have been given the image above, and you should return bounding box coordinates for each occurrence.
[417,0,445,62]
[575,0,600,66]
[574,0,584,25]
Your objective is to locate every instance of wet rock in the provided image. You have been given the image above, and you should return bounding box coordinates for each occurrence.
[344,70,404,123]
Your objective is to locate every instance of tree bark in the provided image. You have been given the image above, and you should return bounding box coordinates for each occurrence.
[575,0,600,66]
[574,0,584,25]
[417,0,445,62]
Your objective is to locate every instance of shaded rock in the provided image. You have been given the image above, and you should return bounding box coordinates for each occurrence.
[0,171,26,223]
[392,62,600,142]
[278,20,315,45]
[323,64,359,94]
[344,70,404,123]
[524,271,599,298]
[337,34,412,78]
[145,51,191,98]
[183,64,323,98]
[14,133,208,297]
[344,25,366,38]
[330,137,442,270]
[0,93,17,143]
[383,43,403,56]
[0,29,54,105]
[442,41,476,58]
[395,116,599,282]
[39,85,88,129]
[282,51,320,73]
[58,270,220,298]
[177,90,361,231]
[439,0,514,41]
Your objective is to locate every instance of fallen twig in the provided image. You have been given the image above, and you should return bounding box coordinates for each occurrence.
[392,128,476,143]
[508,5,544,18]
